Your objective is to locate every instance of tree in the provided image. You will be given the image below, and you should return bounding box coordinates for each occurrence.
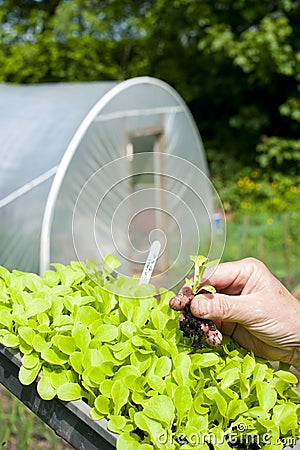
[1,0,300,178]
[0,0,152,82]
[141,0,300,176]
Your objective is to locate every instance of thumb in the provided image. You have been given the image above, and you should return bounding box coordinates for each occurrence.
[190,293,253,324]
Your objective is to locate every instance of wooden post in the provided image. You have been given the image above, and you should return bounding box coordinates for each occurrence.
[240,214,250,258]
[258,235,264,262]
[284,214,291,288]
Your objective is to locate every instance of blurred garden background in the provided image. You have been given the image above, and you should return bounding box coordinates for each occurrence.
[1,0,300,447]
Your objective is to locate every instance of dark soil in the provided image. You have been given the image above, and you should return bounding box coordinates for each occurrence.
[180,303,216,348]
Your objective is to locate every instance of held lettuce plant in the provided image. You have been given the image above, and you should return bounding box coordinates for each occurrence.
[172,256,223,348]
[185,255,219,295]
[0,256,299,450]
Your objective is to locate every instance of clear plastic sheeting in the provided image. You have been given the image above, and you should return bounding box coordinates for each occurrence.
[0,81,116,273]
[0,77,225,289]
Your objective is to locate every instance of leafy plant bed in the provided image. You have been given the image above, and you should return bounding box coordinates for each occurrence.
[0,257,299,450]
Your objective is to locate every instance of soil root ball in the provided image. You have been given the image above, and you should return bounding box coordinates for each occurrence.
[170,289,222,348]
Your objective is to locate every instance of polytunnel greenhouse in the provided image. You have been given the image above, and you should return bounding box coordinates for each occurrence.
[0,76,224,290]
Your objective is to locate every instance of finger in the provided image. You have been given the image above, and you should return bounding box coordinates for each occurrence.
[169,283,193,310]
[190,292,255,324]
[201,258,263,295]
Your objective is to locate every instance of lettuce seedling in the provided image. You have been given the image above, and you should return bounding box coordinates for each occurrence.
[172,255,222,348]
[186,255,219,294]
[0,257,299,450]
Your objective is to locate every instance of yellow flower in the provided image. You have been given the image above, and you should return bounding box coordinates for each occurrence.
[240,201,251,209]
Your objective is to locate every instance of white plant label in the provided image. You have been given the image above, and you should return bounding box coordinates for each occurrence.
[139,240,161,285]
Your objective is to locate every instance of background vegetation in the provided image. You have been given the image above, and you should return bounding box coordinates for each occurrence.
[0,386,73,449]
[1,3,300,445]
[1,0,300,275]
[1,0,300,176]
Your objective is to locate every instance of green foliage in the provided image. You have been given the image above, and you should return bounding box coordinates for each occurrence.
[0,257,299,449]
[143,0,300,176]
[1,0,300,178]
[257,137,300,171]
[213,168,300,214]
[221,208,300,289]
[186,256,218,294]
[212,159,300,289]
[0,384,69,449]
[0,0,152,82]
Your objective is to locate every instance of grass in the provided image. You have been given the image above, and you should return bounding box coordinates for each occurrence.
[221,209,300,291]
[0,385,73,450]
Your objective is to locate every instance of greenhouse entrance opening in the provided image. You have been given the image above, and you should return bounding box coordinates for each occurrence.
[126,129,167,273]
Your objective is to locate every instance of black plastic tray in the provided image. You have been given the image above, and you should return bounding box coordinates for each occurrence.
[0,344,118,450]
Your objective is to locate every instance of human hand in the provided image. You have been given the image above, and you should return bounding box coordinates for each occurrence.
[169,284,223,347]
[170,258,300,371]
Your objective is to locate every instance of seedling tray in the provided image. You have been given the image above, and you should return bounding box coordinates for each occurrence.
[1,342,300,450]
[0,344,118,450]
